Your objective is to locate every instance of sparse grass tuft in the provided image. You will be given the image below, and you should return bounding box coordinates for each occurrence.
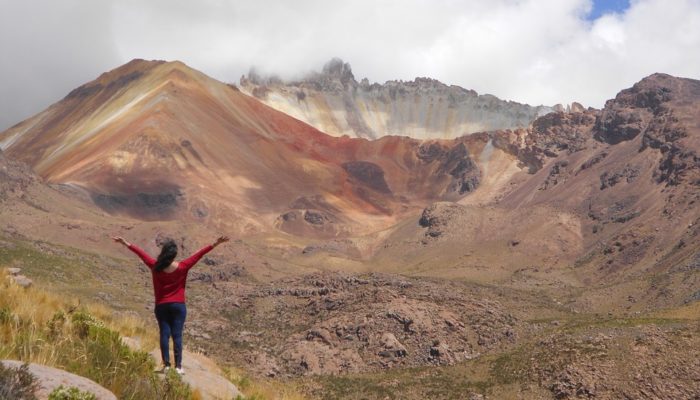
[0,362,39,400]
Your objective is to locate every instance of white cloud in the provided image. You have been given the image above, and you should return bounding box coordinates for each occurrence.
[0,0,119,130]
[2,0,700,130]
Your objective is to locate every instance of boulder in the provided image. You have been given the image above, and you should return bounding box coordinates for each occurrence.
[378,333,407,357]
[13,275,33,288]
[0,360,116,400]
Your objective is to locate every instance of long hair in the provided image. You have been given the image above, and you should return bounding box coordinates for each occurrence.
[154,239,178,272]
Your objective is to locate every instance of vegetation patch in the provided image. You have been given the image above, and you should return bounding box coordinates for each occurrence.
[0,269,194,400]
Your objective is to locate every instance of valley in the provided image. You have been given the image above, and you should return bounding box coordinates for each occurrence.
[1,59,699,399]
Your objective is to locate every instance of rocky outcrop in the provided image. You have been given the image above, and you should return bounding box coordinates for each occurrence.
[342,161,392,194]
[594,73,700,186]
[594,74,674,145]
[492,109,597,173]
[419,202,469,238]
[240,58,553,140]
[438,143,481,195]
[197,272,518,377]
[599,165,640,190]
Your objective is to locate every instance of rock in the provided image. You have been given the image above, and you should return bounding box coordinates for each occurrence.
[7,267,21,275]
[418,202,468,238]
[147,349,240,400]
[436,142,481,195]
[306,328,335,346]
[378,333,407,358]
[492,110,597,173]
[1,360,117,400]
[599,165,640,190]
[342,161,392,194]
[570,102,585,113]
[304,210,332,225]
[13,275,33,288]
[203,272,519,377]
[595,108,647,144]
[429,340,453,363]
[540,160,570,190]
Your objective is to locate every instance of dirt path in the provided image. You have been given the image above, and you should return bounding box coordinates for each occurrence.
[122,337,240,400]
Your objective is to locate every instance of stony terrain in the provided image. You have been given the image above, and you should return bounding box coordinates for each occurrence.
[188,272,526,378]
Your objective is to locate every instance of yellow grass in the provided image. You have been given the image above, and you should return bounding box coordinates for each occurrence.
[0,269,156,365]
[223,366,307,400]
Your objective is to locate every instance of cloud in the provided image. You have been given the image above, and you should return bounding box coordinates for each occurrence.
[2,0,700,130]
[0,0,120,130]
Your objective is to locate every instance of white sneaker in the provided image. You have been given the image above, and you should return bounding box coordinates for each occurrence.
[158,366,171,374]
[175,367,185,375]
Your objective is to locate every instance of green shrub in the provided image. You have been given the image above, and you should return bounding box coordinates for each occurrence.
[48,385,97,400]
[0,362,38,400]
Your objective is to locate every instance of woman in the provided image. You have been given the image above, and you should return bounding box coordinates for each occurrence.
[112,235,229,375]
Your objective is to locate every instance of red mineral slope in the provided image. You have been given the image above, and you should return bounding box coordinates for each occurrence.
[0,60,487,237]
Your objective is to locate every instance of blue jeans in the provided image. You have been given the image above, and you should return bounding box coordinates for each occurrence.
[154,302,187,368]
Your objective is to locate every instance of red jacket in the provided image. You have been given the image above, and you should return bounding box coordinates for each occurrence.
[128,244,213,305]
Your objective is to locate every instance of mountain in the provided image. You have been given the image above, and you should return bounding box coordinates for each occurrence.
[0,59,492,238]
[369,72,700,306]
[2,59,700,399]
[239,58,554,140]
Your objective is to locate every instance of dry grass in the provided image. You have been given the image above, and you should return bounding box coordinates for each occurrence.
[651,302,700,321]
[0,268,194,399]
[0,270,154,365]
[224,366,307,400]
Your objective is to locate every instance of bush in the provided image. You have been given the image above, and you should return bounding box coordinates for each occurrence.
[0,362,38,400]
[48,385,97,400]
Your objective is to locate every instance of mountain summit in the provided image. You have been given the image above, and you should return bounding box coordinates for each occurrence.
[239,58,554,140]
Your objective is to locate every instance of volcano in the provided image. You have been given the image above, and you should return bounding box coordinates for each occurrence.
[0,59,492,238]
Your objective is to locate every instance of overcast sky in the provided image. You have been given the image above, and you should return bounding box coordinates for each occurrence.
[1,0,700,131]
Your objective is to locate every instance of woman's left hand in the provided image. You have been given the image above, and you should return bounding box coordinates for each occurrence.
[213,235,230,247]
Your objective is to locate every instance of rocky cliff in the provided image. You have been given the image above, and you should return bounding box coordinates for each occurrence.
[239,58,554,140]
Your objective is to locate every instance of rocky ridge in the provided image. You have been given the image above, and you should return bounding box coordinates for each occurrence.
[240,58,554,140]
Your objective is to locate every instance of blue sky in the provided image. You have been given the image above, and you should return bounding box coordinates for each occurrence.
[589,0,631,19]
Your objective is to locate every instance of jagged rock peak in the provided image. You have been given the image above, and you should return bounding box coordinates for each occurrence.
[321,57,354,81]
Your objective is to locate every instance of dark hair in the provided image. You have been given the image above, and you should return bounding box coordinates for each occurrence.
[154,239,178,272]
